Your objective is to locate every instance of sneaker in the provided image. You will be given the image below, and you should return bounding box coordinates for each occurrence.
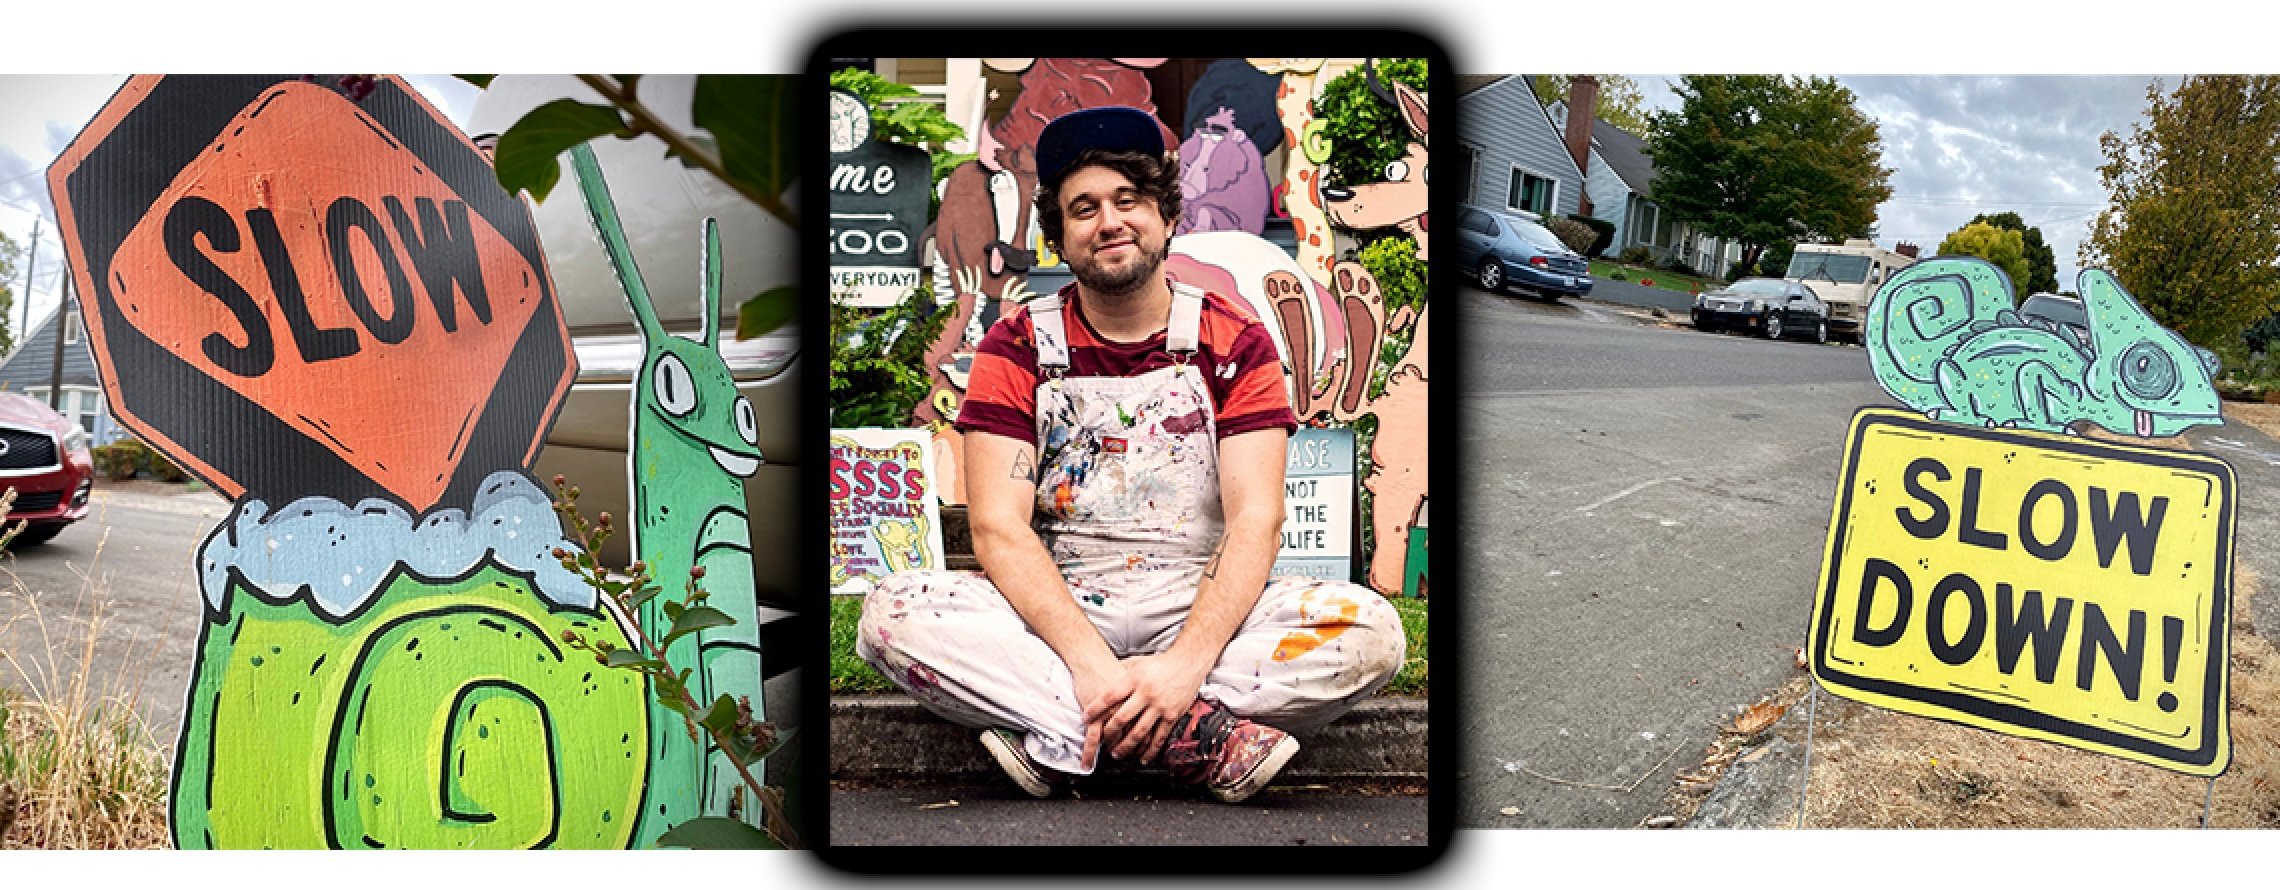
[979,728,1057,798]
[1162,700,1300,803]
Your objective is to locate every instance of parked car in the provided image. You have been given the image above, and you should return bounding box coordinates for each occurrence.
[1693,278,1830,342]
[0,392,94,547]
[2020,291,2220,376]
[2018,292,2089,350]
[1454,204,1593,300]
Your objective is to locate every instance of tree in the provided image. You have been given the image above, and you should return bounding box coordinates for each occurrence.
[2081,76,2280,348]
[1969,211,2057,295]
[1938,221,2031,296]
[1644,75,1892,279]
[0,230,16,358]
[1531,74,1653,138]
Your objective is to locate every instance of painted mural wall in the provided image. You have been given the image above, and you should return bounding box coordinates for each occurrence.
[914,57,1431,595]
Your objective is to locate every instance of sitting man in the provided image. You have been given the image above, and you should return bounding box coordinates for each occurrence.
[857,106,1405,804]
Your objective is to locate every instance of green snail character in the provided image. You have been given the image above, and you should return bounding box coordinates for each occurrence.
[569,143,767,844]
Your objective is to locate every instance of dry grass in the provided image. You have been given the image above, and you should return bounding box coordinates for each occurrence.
[0,515,171,849]
[2222,401,2280,441]
[1665,571,2280,829]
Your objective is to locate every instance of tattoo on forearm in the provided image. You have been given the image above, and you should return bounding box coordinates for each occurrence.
[1011,451,1035,481]
[1203,542,1226,580]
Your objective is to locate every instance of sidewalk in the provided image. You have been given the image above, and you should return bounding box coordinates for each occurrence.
[830,695,1428,781]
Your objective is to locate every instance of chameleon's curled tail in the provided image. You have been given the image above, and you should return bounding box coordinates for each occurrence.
[1865,256,2020,388]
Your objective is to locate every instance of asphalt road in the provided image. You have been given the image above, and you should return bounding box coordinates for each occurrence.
[1458,285,1887,828]
[0,483,228,741]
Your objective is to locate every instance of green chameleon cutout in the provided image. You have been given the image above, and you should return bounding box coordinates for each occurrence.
[1864,256,2223,437]
[569,143,768,845]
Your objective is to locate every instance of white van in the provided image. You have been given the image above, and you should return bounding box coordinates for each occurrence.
[1783,239,1915,344]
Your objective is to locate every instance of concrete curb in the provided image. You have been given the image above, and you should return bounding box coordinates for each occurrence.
[831,695,1428,780]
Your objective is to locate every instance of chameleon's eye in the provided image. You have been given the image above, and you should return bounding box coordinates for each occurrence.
[2120,342,2179,400]
[733,395,758,446]
[653,353,697,417]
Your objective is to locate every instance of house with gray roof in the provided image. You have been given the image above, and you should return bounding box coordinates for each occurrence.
[1548,95,1744,279]
[1457,76,1586,222]
[0,301,127,445]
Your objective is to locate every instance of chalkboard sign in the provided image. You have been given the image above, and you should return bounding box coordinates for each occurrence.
[828,89,934,308]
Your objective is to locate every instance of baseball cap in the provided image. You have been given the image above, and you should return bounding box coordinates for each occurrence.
[1034,106,1167,184]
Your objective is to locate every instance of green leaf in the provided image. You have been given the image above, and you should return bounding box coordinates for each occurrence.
[493,99,628,203]
[693,75,799,199]
[601,579,627,597]
[604,650,670,672]
[737,286,799,340]
[662,600,685,623]
[655,817,782,849]
[663,606,737,648]
[656,692,690,717]
[623,582,664,611]
[454,75,496,89]
[698,694,740,735]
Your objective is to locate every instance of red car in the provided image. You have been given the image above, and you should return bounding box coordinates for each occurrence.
[0,392,93,547]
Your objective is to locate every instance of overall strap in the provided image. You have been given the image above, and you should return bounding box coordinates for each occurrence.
[1028,294,1070,376]
[1166,283,1206,357]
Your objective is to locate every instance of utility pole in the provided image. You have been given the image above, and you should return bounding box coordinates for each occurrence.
[17,215,38,351]
[47,263,70,413]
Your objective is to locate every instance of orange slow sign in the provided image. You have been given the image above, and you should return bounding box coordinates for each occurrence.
[49,76,573,512]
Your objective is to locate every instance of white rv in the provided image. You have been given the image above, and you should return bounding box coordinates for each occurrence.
[1783,239,1915,344]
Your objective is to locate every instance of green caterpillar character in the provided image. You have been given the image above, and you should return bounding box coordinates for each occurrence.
[171,474,650,849]
[1865,256,2223,437]
[569,143,767,845]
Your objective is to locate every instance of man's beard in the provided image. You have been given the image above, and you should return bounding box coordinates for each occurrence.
[1067,237,1171,297]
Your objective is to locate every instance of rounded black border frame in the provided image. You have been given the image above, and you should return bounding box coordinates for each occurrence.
[799,27,1462,873]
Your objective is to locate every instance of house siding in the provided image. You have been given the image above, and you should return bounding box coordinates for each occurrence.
[0,307,125,444]
[1459,78,1584,220]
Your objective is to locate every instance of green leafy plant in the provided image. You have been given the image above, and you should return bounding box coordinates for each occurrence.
[90,441,143,481]
[1566,214,1616,258]
[1618,245,1653,265]
[1356,236,1426,317]
[1545,217,1597,255]
[1316,58,1429,189]
[456,75,800,343]
[830,68,972,214]
[546,477,799,850]
[831,284,950,428]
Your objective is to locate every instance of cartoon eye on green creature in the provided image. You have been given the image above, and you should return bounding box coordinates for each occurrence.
[1865,256,2225,439]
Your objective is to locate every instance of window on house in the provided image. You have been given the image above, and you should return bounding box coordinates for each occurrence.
[1507,167,1555,217]
[1462,145,1482,204]
[64,311,80,346]
[66,388,100,435]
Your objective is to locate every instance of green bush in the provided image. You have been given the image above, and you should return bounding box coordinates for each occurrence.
[1356,236,1426,316]
[831,283,951,428]
[1315,58,1429,189]
[141,447,188,483]
[1618,245,1653,265]
[1566,214,1616,257]
[90,440,143,480]
[1545,217,1596,255]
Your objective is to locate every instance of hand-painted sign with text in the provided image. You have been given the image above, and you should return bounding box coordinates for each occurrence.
[50,75,573,513]
[1275,426,1355,581]
[831,428,944,594]
[827,89,932,308]
[1809,408,2235,775]
[47,76,645,849]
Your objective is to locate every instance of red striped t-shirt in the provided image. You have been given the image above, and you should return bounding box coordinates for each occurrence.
[955,284,1298,447]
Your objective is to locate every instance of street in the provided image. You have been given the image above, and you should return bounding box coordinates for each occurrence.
[0,482,228,741]
[1458,283,1885,828]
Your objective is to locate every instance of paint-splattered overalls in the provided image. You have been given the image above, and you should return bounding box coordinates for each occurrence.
[858,285,1407,775]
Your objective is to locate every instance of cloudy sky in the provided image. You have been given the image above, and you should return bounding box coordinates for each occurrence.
[0,75,480,337]
[1627,74,2165,289]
